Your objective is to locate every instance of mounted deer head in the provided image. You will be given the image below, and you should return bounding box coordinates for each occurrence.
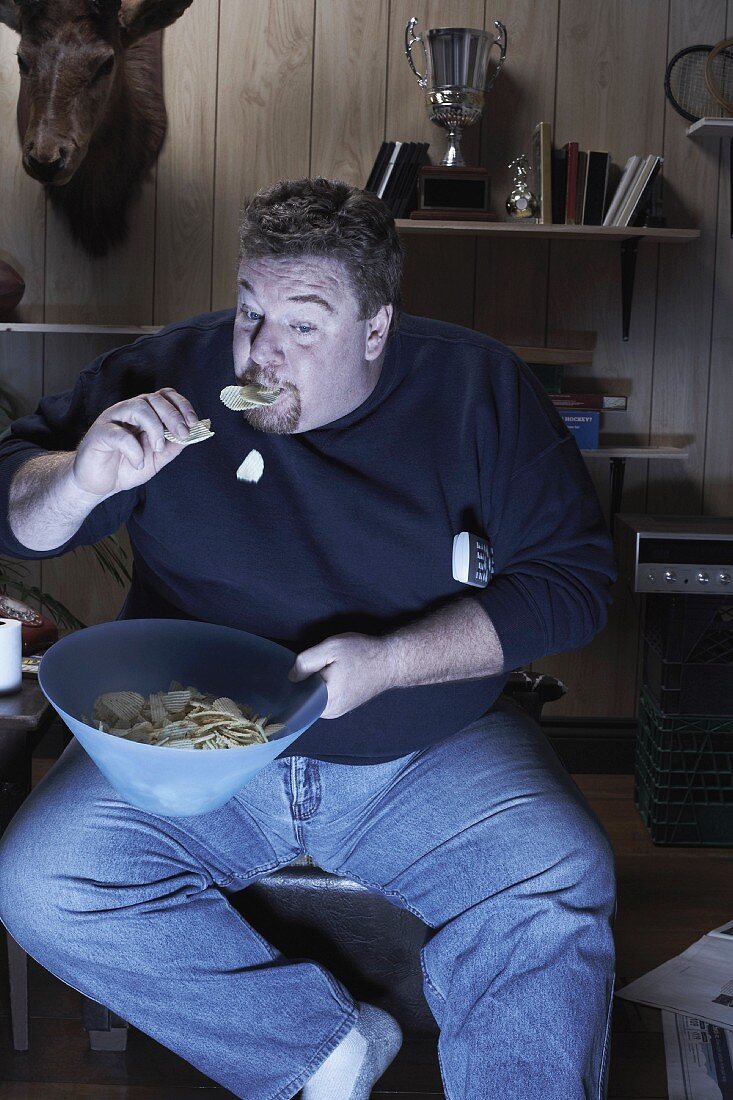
[0,0,194,255]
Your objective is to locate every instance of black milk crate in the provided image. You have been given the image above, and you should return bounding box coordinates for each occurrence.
[642,594,733,716]
[635,687,733,846]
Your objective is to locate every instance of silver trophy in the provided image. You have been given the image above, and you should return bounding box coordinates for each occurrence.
[405,18,507,168]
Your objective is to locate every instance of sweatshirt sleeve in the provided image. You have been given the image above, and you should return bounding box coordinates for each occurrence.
[0,354,143,560]
[478,356,617,672]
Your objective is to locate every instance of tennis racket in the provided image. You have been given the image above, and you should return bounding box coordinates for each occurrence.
[705,36,733,115]
[665,43,730,122]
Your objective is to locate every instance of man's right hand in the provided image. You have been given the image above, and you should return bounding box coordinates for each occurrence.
[72,388,201,498]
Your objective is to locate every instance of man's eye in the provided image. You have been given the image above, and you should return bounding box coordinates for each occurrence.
[239,308,261,323]
[294,324,314,335]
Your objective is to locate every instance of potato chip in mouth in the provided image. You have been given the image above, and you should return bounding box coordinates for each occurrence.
[220,384,281,411]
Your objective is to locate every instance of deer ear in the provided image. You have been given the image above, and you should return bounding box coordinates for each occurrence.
[0,1,21,31]
[118,0,193,45]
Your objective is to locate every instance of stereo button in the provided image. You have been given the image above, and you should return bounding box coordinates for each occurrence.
[720,573,731,585]
[664,570,677,583]
[697,572,710,584]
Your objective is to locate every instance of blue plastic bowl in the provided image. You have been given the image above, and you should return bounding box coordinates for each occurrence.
[38,619,327,817]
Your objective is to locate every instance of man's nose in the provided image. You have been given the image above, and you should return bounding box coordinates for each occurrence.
[249,322,284,367]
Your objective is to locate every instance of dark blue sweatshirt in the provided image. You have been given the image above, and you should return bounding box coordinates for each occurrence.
[0,311,616,761]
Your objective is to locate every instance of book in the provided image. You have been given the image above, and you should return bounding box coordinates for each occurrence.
[379,142,409,208]
[614,154,658,226]
[582,150,611,225]
[394,142,430,217]
[574,151,588,224]
[602,154,642,226]
[532,122,552,224]
[625,155,663,227]
[365,141,393,193]
[564,142,579,225]
[551,146,568,223]
[528,364,564,393]
[375,141,402,202]
[559,409,600,448]
[549,393,627,410]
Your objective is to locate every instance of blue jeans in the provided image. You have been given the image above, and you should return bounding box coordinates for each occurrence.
[0,699,615,1100]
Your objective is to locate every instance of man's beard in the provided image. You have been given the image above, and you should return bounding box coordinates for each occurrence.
[242,380,302,435]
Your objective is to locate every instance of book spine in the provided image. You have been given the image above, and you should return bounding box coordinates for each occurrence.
[550,393,627,410]
[582,151,610,225]
[603,155,641,227]
[627,157,663,227]
[552,147,568,224]
[564,142,579,225]
[532,122,553,224]
[575,152,588,225]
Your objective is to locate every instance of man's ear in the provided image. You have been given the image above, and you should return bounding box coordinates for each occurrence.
[0,1,21,31]
[118,0,193,46]
[364,304,393,361]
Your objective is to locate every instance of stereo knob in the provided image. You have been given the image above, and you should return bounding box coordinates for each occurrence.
[664,570,677,583]
[697,572,710,584]
[720,572,731,585]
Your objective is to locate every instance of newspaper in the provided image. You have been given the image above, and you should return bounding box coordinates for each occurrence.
[616,923,733,1029]
[662,1012,733,1099]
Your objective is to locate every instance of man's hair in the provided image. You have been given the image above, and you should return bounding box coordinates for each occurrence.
[238,177,404,335]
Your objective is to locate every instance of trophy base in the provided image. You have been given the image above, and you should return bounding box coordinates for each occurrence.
[409,209,498,221]
[417,165,491,215]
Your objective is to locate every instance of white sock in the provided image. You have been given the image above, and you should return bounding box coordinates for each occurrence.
[301,1002,403,1100]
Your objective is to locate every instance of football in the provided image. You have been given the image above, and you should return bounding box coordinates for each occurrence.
[0,259,25,318]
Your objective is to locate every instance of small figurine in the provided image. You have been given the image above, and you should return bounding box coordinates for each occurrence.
[506,155,539,220]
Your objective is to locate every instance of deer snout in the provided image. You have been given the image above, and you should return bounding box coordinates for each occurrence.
[23,143,70,184]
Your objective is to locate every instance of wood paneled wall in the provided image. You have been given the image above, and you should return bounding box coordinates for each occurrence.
[1,0,731,718]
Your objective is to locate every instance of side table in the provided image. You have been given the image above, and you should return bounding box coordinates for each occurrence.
[0,677,56,1052]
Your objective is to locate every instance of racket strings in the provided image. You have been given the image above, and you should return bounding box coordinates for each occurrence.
[708,48,733,110]
[670,52,721,116]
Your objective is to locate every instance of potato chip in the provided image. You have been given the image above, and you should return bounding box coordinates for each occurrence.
[93,690,145,726]
[93,684,281,750]
[164,418,215,447]
[219,384,281,411]
[149,692,167,725]
[237,450,264,483]
[211,697,243,717]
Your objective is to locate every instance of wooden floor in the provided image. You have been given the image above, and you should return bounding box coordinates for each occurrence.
[1,761,732,1099]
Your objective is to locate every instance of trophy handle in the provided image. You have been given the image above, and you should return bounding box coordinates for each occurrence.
[404,17,428,88]
[485,20,508,95]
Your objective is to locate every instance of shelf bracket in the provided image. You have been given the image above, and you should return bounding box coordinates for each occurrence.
[620,237,641,341]
[608,457,627,535]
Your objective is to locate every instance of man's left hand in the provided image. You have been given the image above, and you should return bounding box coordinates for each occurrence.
[288,632,397,719]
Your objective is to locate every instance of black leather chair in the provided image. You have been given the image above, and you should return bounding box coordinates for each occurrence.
[81,672,566,1053]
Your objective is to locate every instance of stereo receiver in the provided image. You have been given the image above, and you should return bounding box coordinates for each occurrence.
[615,514,733,594]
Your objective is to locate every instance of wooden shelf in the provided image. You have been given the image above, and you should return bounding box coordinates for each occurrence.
[581,446,689,459]
[395,220,699,241]
[1,323,159,335]
[395,220,699,341]
[687,117,733,137]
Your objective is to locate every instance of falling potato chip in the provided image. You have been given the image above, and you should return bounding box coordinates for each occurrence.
[237,449,264,483]
[220,384,281,411]
[92,681,281,750]
[164,418,215,447]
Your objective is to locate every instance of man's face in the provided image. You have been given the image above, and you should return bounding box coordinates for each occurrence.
[232,253,391,434]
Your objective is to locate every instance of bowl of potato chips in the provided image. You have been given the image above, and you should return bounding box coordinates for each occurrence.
[38,619,327,817]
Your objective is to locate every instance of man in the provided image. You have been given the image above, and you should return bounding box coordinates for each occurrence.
[0,178,616,1099]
